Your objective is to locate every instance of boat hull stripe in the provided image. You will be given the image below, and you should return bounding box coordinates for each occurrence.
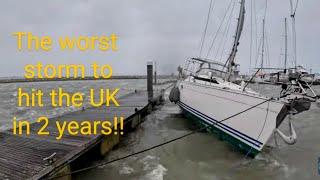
[178,101,263,148]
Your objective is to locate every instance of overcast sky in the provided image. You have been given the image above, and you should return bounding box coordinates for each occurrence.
[0,0,319,77]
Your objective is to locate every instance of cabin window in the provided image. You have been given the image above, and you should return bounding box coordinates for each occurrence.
[193,76,219,84]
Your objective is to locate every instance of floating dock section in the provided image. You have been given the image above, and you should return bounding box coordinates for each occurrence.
[0,90,165,180]
[0,63,175,180]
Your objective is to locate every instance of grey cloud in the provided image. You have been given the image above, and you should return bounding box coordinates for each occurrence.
[0,0,319,77]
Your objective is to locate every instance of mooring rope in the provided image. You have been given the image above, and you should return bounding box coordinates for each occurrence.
[227,100,270,178]
[48,97,274,179]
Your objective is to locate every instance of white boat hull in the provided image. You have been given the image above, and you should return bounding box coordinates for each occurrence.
[178,80,284,155]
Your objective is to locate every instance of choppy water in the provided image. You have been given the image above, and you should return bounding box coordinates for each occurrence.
[76,83,320,180]
[0,79,149,131]
[1,81,320,179]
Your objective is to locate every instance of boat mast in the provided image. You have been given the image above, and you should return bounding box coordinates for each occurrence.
[284,18,288,72]
[290,0,297,70]
[226,0,245,81]
[260,19,265,74]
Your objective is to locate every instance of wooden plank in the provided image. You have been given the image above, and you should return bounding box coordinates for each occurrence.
[0,90,163,180]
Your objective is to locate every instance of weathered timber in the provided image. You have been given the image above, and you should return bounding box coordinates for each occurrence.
[0,89,165,180]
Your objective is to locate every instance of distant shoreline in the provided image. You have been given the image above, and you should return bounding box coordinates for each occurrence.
[0,75,176,84]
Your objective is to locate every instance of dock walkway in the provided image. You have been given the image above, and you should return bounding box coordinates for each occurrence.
[0,90,165,180]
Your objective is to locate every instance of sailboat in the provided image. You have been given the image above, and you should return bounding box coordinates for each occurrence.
[269,18,315,84]
[170,0,319,156]
[254,19,269,84]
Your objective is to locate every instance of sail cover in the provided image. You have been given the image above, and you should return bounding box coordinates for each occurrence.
[226,0,245,80]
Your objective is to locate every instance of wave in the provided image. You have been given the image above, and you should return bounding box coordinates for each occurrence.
[119,164,134,175]
[140,155,167,180]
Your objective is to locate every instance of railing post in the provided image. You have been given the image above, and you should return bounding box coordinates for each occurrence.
[147,62,153,102]
[154,61,157,85]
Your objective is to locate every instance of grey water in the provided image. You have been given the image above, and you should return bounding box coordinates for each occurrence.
[0,79,149,131]
[76,83,320,180]
[0,81,319,180]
